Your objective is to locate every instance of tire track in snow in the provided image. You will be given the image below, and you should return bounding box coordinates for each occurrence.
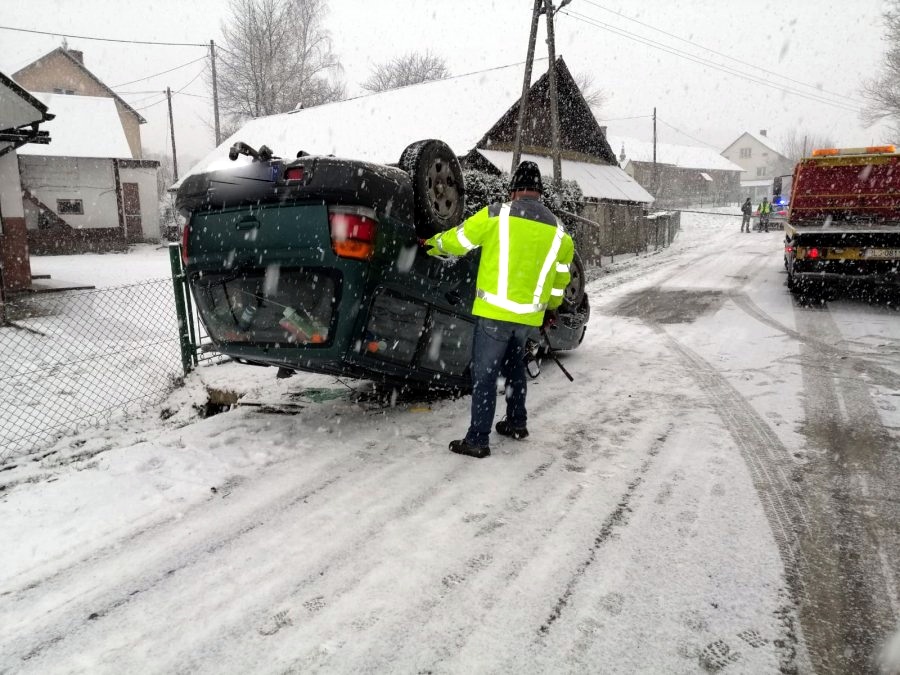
[535,424,673,636]
[1,408,463,669]
[300,413,676,675]
[647,324,813,675]
[174,362,644,672]
[728,290,900,389]
[790,303,900,674]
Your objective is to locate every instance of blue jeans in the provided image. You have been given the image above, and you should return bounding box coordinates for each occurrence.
[464,317,530,448]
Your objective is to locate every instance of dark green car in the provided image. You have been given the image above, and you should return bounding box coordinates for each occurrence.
[177,140,589,392]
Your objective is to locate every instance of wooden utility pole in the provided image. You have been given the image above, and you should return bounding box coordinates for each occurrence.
[543,0,562,187]
[210,40,221,146]
[512,0,543,174]
[167,87,178,181]
[652,107,658,196]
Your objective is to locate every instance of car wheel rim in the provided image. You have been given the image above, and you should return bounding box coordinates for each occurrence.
[427,158,459,219]
[565,266,583,302]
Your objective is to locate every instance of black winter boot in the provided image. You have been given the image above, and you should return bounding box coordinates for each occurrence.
[495,420,529,440]
[449,440,490,459]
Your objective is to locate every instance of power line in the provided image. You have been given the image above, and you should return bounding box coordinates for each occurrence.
[110,55,209,88]
[565,8,863,114]
[176,91,212,100]
[596,114,652,122]
[656,118,720,150]
[174,65,207,94]
[133,95,169,111]
[582,0,861,106]
[118,91,167,106]
[0,24,208,46]
[561,9,862,114]
[134,63,209,111]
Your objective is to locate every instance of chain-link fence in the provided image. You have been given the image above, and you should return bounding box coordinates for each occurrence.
[0,277,184,463]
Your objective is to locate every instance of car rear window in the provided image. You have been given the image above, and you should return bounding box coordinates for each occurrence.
[192,267,337,346]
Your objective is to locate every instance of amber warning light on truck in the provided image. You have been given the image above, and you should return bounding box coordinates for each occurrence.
[811,145,896,156]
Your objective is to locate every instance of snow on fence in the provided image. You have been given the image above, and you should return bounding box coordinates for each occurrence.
[0,279,184,463]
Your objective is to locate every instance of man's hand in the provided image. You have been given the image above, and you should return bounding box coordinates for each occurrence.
[419,237,444,257]
[542,309,558,328]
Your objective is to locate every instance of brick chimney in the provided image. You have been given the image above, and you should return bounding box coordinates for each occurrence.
[67,49,84,65]
[759,129,767,137]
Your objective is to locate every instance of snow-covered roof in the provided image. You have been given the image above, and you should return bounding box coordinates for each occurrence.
[722,131,788,160]
[607,134,743,172]
[477,149,655,204]
[17,92,131,159]
[179,61,547,187]
[741,179,773,188]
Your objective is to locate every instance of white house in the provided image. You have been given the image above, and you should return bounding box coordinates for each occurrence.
[17,92,160,254]
[720,130,794,202]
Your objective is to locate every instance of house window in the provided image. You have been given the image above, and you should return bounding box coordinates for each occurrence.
[739,148,751,158]
[57,199,84,215]
[53,88,75,95]
[756,166,767,177]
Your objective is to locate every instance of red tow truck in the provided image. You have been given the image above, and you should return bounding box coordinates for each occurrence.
[784,145,900,298]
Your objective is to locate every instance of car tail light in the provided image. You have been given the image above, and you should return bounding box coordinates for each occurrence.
[181,222,190,266]
[784,245,794,254]
[808,247,820,259]
[284,166,305,182]
[329,210,377,260]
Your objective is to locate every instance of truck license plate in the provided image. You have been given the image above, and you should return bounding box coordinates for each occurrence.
[864,248,900,259]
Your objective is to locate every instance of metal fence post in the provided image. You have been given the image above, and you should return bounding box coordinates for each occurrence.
[168,244,194,376]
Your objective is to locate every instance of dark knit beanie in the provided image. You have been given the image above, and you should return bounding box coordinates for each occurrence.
[510,161,543,193]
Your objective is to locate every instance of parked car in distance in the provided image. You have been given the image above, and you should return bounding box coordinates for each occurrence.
[176,139,590,392]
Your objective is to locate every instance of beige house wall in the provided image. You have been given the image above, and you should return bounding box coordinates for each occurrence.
[14,52,142,158]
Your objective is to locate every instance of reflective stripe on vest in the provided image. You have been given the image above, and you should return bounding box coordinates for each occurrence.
[532,222,565,303]
[476,204,563,315]
[456,225,476,251]
[477,289,546,314]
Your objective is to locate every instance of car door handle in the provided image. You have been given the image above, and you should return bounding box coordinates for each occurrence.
[236,217,260,230]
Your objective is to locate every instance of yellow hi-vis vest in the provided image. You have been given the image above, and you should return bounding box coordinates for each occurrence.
[425,200,574,327]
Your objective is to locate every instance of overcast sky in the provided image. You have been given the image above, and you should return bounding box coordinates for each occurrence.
[0,0,892,167]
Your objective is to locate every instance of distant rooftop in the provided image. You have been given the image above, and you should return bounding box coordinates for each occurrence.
[607,134,743,172]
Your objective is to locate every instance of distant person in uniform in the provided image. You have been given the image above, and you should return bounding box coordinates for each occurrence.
[740,197,752,233]
[758,197,772,233]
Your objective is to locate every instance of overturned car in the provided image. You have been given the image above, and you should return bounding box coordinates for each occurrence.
[175,139,590,391]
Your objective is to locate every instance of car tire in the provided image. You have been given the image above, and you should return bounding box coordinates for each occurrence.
[399,139,465,239]
[561,250,586,312]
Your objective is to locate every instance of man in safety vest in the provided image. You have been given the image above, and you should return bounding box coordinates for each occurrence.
[758,197,772,232]
[424,161,574,459]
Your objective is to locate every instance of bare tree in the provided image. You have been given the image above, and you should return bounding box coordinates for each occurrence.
[362,51,450,93]
[863,1,900,140]
[778,127,837,162]
[216,0,344,125]
[573,71,608,112]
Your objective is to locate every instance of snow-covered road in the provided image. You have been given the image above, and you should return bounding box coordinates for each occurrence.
[3,213,899,673]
